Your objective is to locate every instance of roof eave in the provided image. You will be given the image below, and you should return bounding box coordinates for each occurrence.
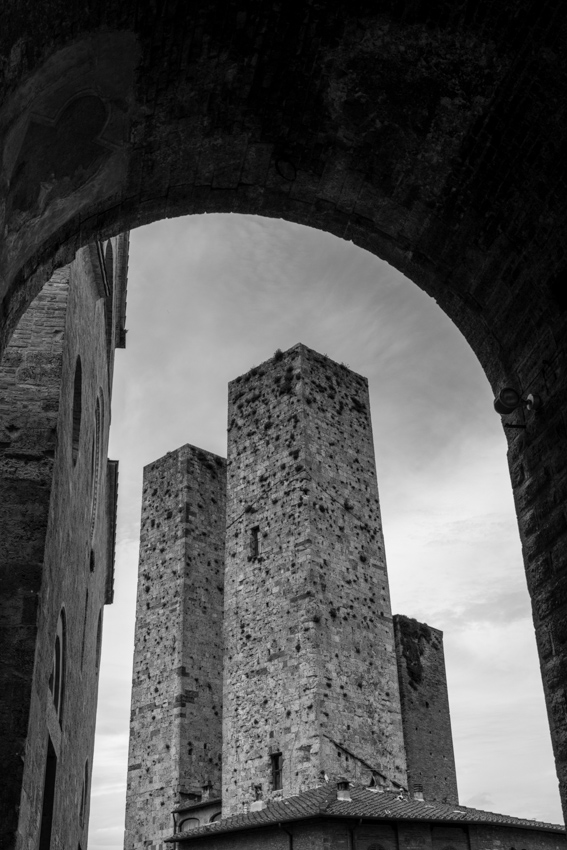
[166,810,566,843]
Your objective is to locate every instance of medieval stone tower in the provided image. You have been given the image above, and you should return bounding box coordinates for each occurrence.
[125,344,458,849]
[125,446,226,848]
[222,344,407,812]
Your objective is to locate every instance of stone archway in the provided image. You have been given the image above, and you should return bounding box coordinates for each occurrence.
[1,0,567,823]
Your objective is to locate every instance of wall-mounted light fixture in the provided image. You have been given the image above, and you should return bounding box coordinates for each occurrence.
[493,387,541,415]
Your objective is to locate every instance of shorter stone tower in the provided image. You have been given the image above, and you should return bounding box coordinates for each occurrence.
[394,616,458,804]
[125,445,226,850]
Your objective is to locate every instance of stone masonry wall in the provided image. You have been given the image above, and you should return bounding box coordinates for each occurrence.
[0,269,69,847]
[222,344,407,815]
[394,615,458,805]
[0,235,127,850]
[126,445,226,850]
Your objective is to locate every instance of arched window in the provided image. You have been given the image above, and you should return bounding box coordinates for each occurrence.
[48,610,66,722]
[103,240,115,354]
[209,811,222,823]
[71,356,82,466]
[79,759,89,827]
[179,818,199,831]
[80,589,88,670]
[95,609,103,671]
[104,240,114,291]
[90,393,103,545]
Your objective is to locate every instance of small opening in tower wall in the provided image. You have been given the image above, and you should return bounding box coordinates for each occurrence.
[271,752,283,790]
[250,526,260,559]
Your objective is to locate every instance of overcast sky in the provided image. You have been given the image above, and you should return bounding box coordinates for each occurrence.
[88,214,562,849]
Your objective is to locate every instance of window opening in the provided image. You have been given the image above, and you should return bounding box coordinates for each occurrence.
[250,526,260,559]
[271,752,283,790]
[49,610,66,722]
[81,590,88,670]
[71,356,82,466]
[95,609,103,671]
[79,759,89,827]
[39,736,57,850]
[90,393,103,544]
[104,240,115,356]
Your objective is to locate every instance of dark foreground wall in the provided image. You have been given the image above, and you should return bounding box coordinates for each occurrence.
[0,237,127,849]
[0,268,70,846]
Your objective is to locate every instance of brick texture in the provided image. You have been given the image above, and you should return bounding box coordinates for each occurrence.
[0,236,127,850]
[0,269,69,848]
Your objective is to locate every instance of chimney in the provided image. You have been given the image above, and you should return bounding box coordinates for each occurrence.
[337,779,351,801]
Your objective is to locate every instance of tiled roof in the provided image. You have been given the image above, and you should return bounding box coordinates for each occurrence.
[167,785,565,842]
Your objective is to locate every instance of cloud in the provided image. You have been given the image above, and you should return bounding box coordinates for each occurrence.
[464,791,494,811]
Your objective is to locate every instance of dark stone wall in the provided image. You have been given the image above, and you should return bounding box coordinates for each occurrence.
[394,615,459,805]
[1,0,567,822]
[1,1,566,388]
[0,268,69,848]
[0,236,126,849]
[126,445,226,850]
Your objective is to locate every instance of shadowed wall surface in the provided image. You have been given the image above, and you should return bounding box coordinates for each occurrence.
[1,0,567,827]
[0,236,127,848]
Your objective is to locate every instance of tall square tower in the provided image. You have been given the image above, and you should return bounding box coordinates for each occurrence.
[125,445,226,849]
[222,344,407,814]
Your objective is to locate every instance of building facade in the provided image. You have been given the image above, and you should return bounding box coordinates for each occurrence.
[0,235,127,849]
